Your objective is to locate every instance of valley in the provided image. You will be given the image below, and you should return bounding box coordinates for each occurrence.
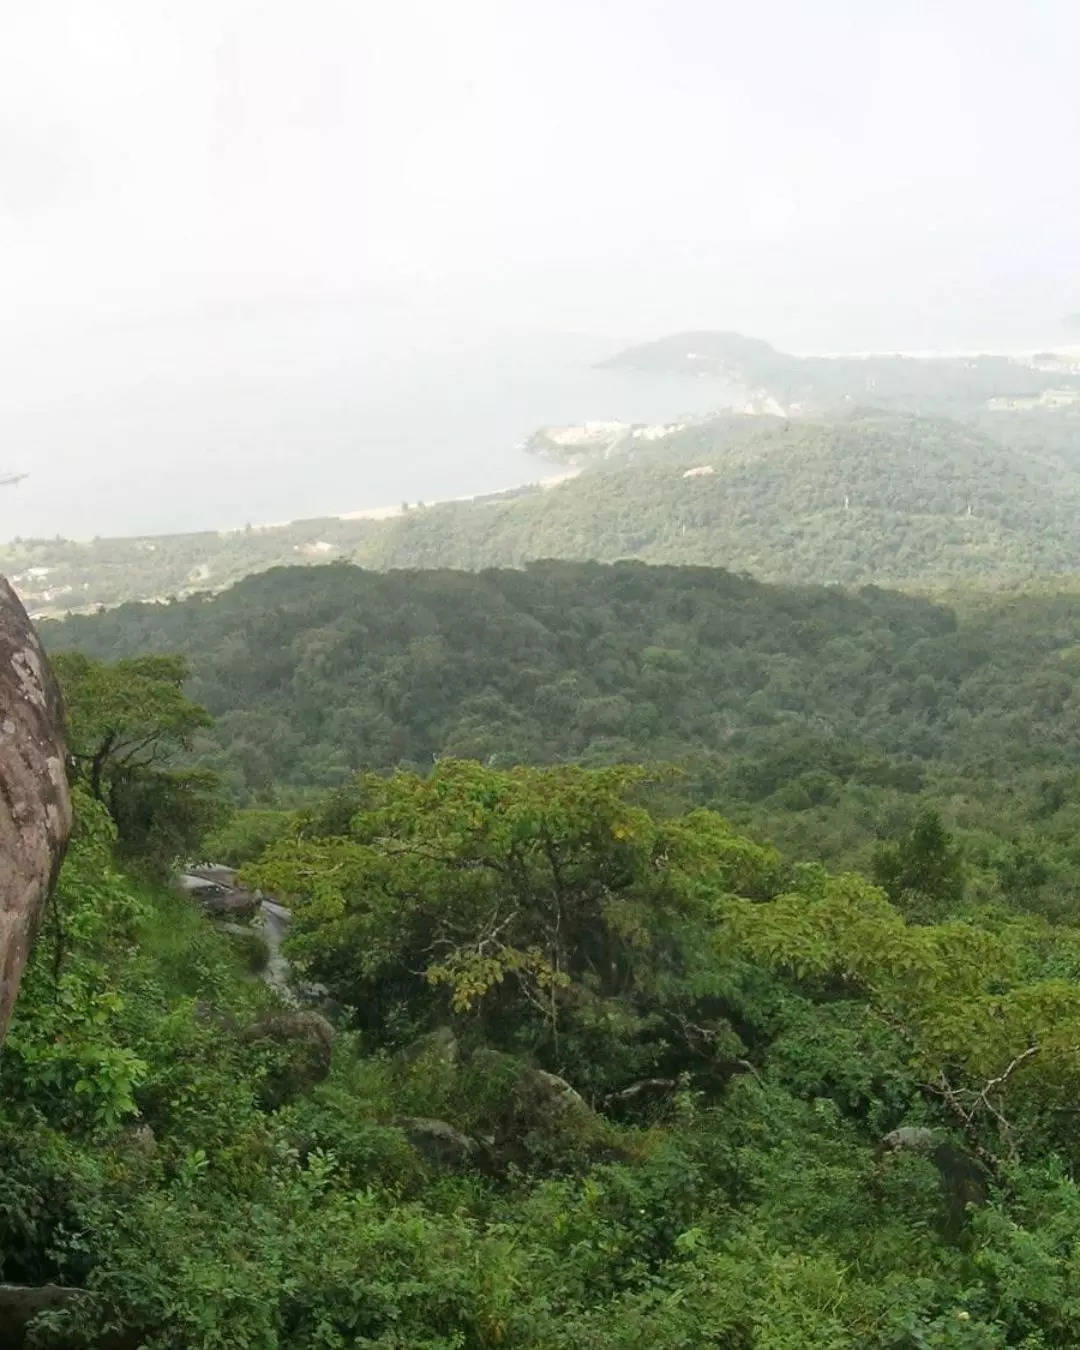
[9,329,1080,1347]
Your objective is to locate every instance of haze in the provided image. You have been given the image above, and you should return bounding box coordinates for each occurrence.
[1,0,1077,540]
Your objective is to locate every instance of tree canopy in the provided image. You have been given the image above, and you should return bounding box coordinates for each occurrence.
[40,558,1080,918]
[53,651,223,870]
[9,405,1080,614]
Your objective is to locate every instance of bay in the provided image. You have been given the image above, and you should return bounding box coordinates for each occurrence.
[0,313,730,542]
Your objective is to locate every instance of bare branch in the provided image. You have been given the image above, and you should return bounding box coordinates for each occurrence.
[602,1077,679,1107]
[929,1045,1047,1167]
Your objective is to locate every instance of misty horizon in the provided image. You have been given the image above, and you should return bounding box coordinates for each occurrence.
[2,0,1079,540]
[4,312,1080,543]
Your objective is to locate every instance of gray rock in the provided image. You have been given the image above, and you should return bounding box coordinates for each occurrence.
[0,1282,86,1346]
[201,887,259,919]
[460,1051,618,1170]
[0,579,72,1043]
[394,1115,479,1167]
[242,1010,334,1107]
[518,1068,592,1125]
[124,1122,157,1157]
[187,863,238,886]
[881,1126,939,1154]
[401,1025,459,1066]
[176,871,260,918]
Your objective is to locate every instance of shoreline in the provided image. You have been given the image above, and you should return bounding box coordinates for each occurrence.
[4,462,583,551]
[225,466,583,536]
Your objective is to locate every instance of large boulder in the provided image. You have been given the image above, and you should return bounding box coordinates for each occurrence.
[0,579,72,1043]
[880,1126,938,1154]
[202,887,259,918]
[400,1025,460,1067]
[463,1050,616,1170]
[175,873,260,918]
[878,1125,988,1235]
[0,1282,86,1347]
[519,1068,592,1126]
[393,1116,480,1168]
[241,1010,334,1107]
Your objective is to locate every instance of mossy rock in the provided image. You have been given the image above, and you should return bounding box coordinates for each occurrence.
[242,1011,334,1109]
[461,1049,624,1171]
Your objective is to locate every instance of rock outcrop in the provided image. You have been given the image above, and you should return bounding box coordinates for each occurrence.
[241,1010,334,1107]
[0,1282,86,1346]
[394,1116,480,1168]
[0,578,72,1043]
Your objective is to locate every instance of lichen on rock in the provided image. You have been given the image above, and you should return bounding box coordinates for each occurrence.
[0,578,73,1043]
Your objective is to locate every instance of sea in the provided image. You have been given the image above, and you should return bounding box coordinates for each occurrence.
[0,315,734,543]
[2,302,1071,544]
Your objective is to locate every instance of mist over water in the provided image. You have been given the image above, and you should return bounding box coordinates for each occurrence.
[0,317,734,542]
[2,0,1077,547]
[3,294,1075,545]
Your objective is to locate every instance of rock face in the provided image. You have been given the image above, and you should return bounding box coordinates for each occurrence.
[0,579,72,1043]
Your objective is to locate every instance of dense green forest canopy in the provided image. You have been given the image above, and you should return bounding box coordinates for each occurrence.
[43,558,966,798]
[355,410,1080,587]
[41,558,1080,915]
[13,758,1080,1345]
[8,405,1080,614]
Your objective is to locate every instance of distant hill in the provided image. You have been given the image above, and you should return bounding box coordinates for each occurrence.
[35,560,956,796]
[7,407,1080,614]
[602,331,1080,416]
[358,410,1080,588]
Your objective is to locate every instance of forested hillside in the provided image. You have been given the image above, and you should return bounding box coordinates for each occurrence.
[19,762,1080,1345]
[9,407,1080,615]
[359,411,1080,586]
[42,559,1080,913]
[20,561,1080,1344]
[10,0,1080,1337]
[602,330,1080,416]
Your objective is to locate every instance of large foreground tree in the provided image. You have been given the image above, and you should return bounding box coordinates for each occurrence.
[52,651,224,871]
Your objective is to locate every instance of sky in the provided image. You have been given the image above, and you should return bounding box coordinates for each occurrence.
[1,0,1078,535]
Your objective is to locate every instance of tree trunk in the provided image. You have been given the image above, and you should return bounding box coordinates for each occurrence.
[89,729,116,802]
[0,578,72,1042]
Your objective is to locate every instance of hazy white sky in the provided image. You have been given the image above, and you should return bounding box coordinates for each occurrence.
[0,0,1078,535]
[1,0,1077,343]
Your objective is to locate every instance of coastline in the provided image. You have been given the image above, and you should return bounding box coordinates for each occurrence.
[261,466,582,531]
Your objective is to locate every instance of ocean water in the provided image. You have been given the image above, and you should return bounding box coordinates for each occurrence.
[0,316,731,543]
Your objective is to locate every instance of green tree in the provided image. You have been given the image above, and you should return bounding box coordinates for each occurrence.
[872,809,964,918]
[53,652,224,870]
[722,871,1080,1165]
[243,760,780,1090]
